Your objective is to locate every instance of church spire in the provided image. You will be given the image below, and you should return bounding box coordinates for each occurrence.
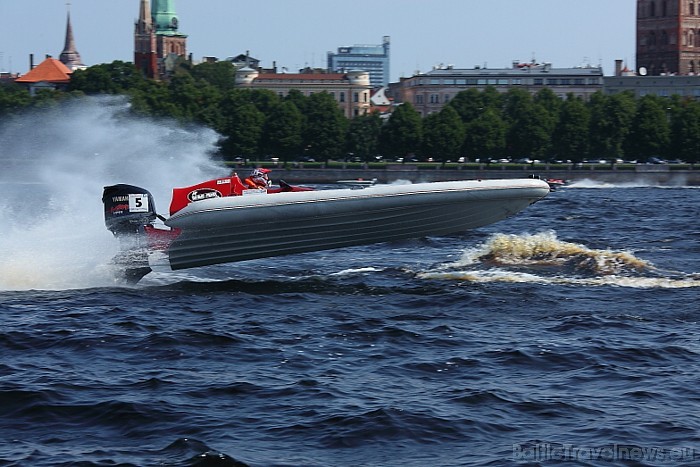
[134,0,157,79]
[59,6,84,71]
[136,0,153,35]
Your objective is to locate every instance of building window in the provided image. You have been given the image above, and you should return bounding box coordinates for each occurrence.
[691,1,696,15]
[651,1,656,17]
[416,95,424,104]
[354,92,359,102]
[340,92,345,102]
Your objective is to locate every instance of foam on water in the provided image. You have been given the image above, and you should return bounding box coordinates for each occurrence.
[567,177,696,189]
[419,231,700,289]
[0,96,224,291]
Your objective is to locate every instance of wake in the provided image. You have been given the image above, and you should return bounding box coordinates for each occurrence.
[419,231,700,289]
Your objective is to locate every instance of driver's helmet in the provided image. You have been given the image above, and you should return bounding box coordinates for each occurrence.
[250,168,271,186]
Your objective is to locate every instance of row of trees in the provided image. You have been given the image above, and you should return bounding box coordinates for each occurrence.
[2,60,699,164]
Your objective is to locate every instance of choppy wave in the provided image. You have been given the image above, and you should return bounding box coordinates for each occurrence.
[419,231,700,288]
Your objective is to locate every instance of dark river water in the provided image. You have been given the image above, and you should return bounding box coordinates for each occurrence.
[2,185,699,466]
[1,98,699,466]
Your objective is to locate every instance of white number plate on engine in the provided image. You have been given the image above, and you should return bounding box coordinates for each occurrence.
[129,194,149,212]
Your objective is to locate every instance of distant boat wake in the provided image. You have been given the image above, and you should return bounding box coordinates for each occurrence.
[418,231,700,289]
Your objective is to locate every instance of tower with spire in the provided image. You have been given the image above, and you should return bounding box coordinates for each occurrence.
[59,7,85,71]
[134,0,187,79]
[135,0,157,78]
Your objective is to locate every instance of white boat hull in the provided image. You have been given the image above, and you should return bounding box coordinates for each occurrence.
[163,179,550,270]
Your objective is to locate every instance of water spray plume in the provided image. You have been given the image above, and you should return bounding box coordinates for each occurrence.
[0,96,224,290]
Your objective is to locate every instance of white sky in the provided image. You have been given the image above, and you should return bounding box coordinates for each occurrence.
[0,0,637,80]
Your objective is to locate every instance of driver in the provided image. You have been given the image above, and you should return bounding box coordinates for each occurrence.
[244,168,271,189]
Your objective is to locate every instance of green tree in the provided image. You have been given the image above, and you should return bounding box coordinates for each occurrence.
[0,83,31,117]
[219,102,265,160]
[503,89,552,159]
[552,95,590,161]
[262,100,304,163]
[463,108,507,160]
[669,99,700,163]
[378,103,422,160]
[303,92,347,162]
[345,112,383,162]
[626,94,671,161]
[588,91,636,160]
[422,105,465,164]
[448,88,486,124]
[69,61,146,94]
[190,61,235,92]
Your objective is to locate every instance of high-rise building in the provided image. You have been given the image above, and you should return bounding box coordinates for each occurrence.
[134,0,187,79]
[636,0,700,75]
[327,36,390,88]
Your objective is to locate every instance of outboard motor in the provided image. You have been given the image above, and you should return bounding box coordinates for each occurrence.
[102,184,157,236]
[102,184,158,284]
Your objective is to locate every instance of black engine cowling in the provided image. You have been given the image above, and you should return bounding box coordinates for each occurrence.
[102,184,157,236]
[102,184,159,284]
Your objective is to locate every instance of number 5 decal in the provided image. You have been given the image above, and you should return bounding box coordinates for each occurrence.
[129,194,149,213]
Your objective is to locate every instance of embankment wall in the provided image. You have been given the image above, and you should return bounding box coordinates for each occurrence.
[262,164,700,186]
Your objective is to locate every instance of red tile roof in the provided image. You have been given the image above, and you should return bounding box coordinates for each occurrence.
[16,58,72,84]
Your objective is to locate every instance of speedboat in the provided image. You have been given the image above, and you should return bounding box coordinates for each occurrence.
[545,178,567,190]
[102,174,550,282]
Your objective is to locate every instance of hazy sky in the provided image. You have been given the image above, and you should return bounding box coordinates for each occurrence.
[0,0,636,80]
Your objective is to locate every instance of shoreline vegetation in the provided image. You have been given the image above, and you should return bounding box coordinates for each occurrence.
[3,60,700,184]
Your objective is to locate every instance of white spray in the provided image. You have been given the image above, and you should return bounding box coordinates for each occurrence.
[0,96,224,290]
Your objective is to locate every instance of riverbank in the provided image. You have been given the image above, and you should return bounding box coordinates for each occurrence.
[238,163,700,186]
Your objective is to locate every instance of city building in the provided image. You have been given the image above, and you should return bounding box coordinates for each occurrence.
[134,0,187,79]
[327,36,390,88]
[636,0,700,75]
[235,68,372,118]
[15,58,73,95]
[387,62,604,116]
[606,58,700,98]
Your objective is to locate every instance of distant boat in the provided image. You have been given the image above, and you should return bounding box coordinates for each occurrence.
[545,178,568,190]
[102,175,550,283]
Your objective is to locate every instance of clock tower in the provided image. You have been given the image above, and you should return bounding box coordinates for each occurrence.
[637,0,700,75]
[134,0,187,79]
[152,0,187,65]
